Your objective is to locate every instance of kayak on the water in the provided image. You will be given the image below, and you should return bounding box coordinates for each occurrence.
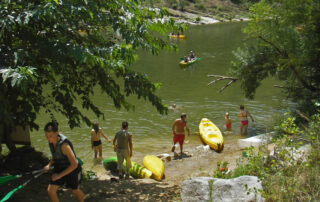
[169,34,186,39]
[179,57,201,67]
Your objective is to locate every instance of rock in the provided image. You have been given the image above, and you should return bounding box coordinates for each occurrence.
[156,153,172,162]
[270,144,311,165]
[181,176,264,202]
[238,133,273,150]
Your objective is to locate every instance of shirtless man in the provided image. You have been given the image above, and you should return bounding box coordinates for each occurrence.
[91,122,110,158]
[237,105,254,135]
[171,113,190,157]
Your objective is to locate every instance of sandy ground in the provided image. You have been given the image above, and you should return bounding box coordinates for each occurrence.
[0,134,243,201]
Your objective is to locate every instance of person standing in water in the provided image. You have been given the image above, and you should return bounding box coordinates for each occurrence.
[225,112,232,131]
[113,121,133,179]
[43,122,84,202]
[237,105,254,135]
[171,113,190,157]
[91,122,110,158]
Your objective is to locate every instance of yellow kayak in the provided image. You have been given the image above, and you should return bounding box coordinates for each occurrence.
[169,34,186,39]
[199,118,224,152]
[143,155,164,181]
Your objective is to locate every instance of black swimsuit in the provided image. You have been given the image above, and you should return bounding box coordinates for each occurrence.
[93,139,102,146]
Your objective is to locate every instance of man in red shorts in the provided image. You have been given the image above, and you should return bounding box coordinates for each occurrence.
[171,113,190,157]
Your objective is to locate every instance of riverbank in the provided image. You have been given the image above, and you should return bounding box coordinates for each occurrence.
[168,8,249,25]
[0,133,246,201]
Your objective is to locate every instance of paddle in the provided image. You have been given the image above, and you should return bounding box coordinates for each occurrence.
[0,168,45,186]
[0,171,44,202]
[0,157,83,201]
[179,57,202,61]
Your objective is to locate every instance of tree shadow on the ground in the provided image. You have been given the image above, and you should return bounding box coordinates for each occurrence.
[1,174,179,202]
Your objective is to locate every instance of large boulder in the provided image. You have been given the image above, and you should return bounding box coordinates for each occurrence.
[181,176,264,202]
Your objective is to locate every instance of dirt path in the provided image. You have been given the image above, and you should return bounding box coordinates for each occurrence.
[0,135,243,201]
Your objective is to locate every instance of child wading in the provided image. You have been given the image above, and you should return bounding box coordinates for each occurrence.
[113,121,133,179]
[225,112,232,131]
[43,122,84,202]
[91,122,110,158]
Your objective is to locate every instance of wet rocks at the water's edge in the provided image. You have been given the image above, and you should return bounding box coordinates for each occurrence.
[181,176,264,202]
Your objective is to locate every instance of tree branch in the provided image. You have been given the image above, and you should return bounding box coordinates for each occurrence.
[207,74,238,92]
[273,85,285,88]
[258,35,286,57]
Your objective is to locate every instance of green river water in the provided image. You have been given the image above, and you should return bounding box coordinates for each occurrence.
[30,22,289,170]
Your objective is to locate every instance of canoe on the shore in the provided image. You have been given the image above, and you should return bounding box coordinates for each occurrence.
[143,155,164,181]
[169,34,186,39]
[103,157,152,179]
[199,118,224,152]
[179,57,201,67]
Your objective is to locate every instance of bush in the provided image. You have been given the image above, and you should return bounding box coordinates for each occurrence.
[214,113,320,201]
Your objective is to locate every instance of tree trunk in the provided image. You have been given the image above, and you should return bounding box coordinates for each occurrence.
[3,124,16,152]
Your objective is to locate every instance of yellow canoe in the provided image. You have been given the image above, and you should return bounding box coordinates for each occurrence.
[169,34,186,39]
[143,155,164,181]
[199,118,224,152]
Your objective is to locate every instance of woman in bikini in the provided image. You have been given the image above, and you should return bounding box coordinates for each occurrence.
[237,105,254,135]
[91,122,110,158]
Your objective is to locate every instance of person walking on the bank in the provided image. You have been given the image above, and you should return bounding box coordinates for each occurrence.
[113,121,133,179]
[171,113,190,157]
[91,122,110,158]
[237,105,254,135]
[43,122,84,202]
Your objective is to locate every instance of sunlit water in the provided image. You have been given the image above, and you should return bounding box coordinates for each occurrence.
[29,22,290,171]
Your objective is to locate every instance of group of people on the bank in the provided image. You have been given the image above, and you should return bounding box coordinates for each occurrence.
[42,104,253,202]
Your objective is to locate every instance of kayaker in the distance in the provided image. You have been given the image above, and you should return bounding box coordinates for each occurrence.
[113,121,133,179]
[237,105,254,135]
[189,51,195,60]
[91,122,111,159]
[43,122,84,202]
[171,113,190,158]
[183,56,189,63]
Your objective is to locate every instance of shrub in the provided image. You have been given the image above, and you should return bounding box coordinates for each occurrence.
[214,113,320,201]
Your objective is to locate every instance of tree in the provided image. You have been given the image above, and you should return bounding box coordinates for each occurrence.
[0,0,183,151]
[209,0,320,116]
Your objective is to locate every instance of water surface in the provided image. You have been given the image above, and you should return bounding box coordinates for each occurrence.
[31,22,287,170]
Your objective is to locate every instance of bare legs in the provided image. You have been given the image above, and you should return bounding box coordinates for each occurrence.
[47,185,59,202]
[72,189,85,202]
[171,143,183,157]
[240,124,248,136]
[93,144,103,158]
[47,185,84,202]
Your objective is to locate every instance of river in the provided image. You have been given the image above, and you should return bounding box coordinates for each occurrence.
[30,22,287,171]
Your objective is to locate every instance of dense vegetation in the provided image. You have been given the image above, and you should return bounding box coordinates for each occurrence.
[0,0,183,150]
[231,0,320,116]
[214,112,320,201]
[212,0,320,200]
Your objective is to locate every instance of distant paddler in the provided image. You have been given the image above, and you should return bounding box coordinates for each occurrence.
[171,113,190,157]
[189,51,195,60]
